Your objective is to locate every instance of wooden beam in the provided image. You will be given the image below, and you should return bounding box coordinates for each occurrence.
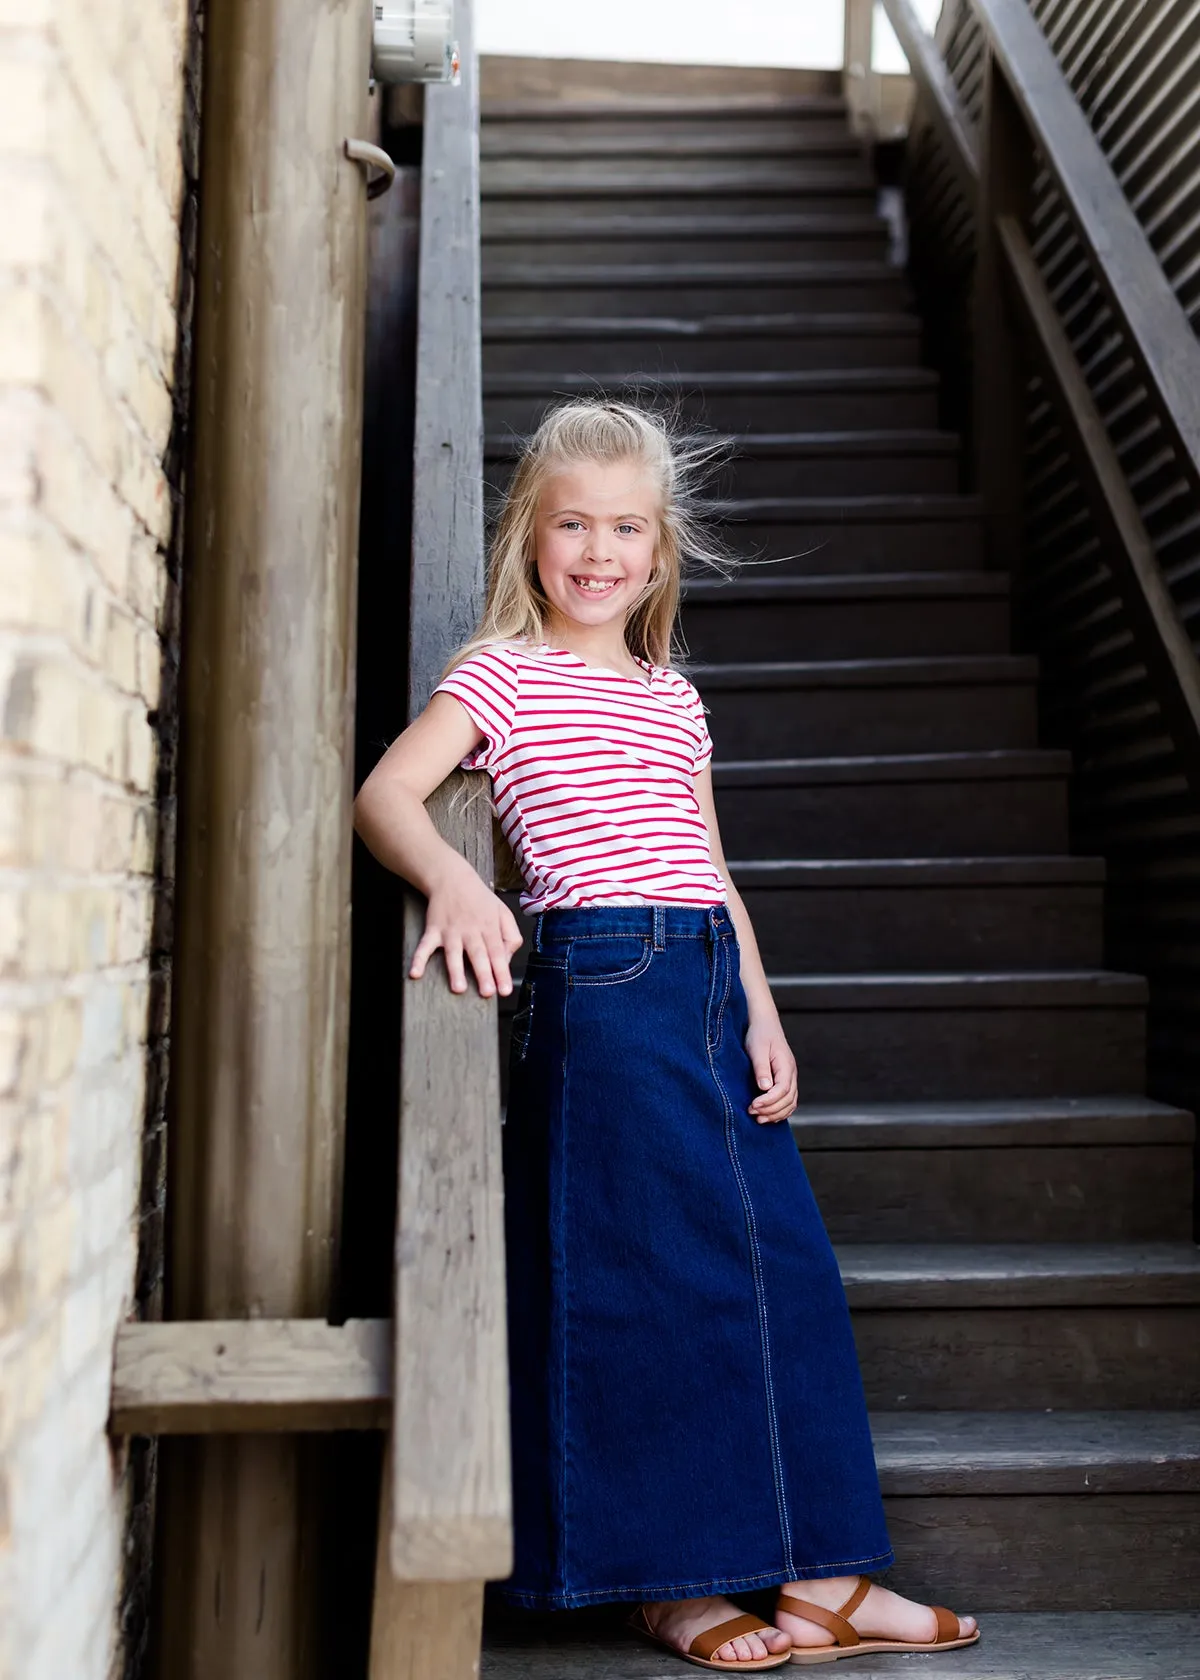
[842,0,880,140]
[998,212,1200,799]
[110,1319,390,1436]
[973,0,1200,500]
[385,0,513,1591]
[880,0,979,202]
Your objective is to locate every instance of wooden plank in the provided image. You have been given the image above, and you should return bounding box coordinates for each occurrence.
[385,0,512,1592]
[973,0,1200,504]
[843,0,881,139]
[879,0,980,201]
[998,212,1200,799]
[110,1319,390,1435]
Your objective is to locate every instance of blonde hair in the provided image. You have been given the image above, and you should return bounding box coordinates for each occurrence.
[445,397,732,676]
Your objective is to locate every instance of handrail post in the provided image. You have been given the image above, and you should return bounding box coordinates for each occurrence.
[843,0,879,139]
[973,47,1036,571]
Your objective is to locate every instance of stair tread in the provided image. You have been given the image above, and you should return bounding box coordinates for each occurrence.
[695,655,1037,689]
[482,134,863,160]
[731,856,1103,884]
[482,1612,1200,1678]
[483,211,887,237]
[483,311,916,340]
[686,572,1001,603]
[481,95,851,120]
[715,492,980,520]
[486,370,934,397]
[770,971,1148,1007]
[483,168,875,195]
[487,427,962,457]
[712,748,1071,786]
[793,1094,1196,1148]
[871,1410,1200,1493]
[483,260,905,285]
[836,1241,1200,1306]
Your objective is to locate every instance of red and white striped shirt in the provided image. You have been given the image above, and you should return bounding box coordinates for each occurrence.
[434,640,727,912]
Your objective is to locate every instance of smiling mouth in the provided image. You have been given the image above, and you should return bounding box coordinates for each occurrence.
[570,575,622,595]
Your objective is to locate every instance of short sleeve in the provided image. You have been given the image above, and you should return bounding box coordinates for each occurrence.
[432,645,519,771]
[678,676,713,773]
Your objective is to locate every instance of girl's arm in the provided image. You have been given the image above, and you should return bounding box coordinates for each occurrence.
[695,766,799,1125]
[354,692,524,998]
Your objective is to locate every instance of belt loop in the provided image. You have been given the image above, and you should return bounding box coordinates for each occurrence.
[653,905,666,951]
[533,912,544,954]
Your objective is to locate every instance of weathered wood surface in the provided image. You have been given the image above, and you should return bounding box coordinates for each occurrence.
[371,1441,485,1678]
[408,0,485,718]
[972,0,1200,504]
[154,0,371,1671]
[879,0,979,200]
[481,1613,1200,1679]
[998,211,1200,799]
[110,1319,389,1435]
[837,1240,1200,1308]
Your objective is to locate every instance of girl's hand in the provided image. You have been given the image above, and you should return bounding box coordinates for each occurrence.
[409,855,524,998]
[745,1019,798,1124]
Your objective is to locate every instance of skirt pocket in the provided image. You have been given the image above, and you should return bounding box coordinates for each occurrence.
[568,935,654,986]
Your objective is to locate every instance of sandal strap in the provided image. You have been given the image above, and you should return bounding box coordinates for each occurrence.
[691,1613,775,1662]
[836,1577,871,1619]
[776,1595,860,1649]
[930,1605,959,1644]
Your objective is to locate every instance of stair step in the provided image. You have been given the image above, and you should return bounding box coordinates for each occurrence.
[873,1408,1200,1493]
[847,1243,1200,1409]
[481,160,874,199]
[481,94,852,122]
[712,750,1070,858]
[839,1241,1200,1308]
[481,128,865,160]
[482,1611,1200,1678]
[718,492,984,570]
[481,210,889,263]
[683,571,1005,660]
[482,264,909,317]
[799,1097,1195,1243]
[771,970,1146,1101]
[482,312,921,373]
[732,855,1103,972]
[697,656,1038,756]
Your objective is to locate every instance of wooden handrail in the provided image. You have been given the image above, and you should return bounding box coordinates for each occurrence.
[880,0,1200,790]
[384,0,513,1589]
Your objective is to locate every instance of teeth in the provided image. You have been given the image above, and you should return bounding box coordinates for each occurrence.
[573,577,619,593]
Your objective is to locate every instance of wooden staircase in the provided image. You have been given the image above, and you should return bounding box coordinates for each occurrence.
[478,88,1200,1674]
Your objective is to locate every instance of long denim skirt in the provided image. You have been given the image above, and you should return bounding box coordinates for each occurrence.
[500,902,894,1610]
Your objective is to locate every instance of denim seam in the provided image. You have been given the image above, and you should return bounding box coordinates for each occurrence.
[705,943,795,1580]
[569,942,654,987]
[512,979,535,1063]
[558,979,573,1599]
[709,928,734,1056]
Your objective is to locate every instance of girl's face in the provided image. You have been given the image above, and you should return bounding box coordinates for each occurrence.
[533,459,660,632]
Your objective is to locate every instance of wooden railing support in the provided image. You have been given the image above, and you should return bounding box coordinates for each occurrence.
[152,0,371,1672]
[973,50,1034,569]
[843,0,880,139]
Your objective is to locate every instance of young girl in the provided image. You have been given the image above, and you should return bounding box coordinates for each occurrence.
[354,401,979,1670]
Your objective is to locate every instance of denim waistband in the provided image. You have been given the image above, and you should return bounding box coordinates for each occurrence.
[532,903,735,950]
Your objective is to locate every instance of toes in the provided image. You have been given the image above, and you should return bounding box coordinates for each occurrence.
[960,1614,977,1636]
[763,1626,791,1651]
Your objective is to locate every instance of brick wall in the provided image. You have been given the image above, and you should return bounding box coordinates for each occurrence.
[0,2,199,1676]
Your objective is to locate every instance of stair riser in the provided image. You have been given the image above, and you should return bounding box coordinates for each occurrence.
[877,1495,1200,1609]
[483,191,880,217]
[778,1001,1145,1100]
[483,280,910,315]
[484,387,939,432]
[486,453,963,498]
[483,233,890,262]
[855,1307,1200,1411]
[481,121,864,149]
[482,163,873,192]
[682,596,1008,661]
[713,779,1069,858]
[703,683,1038,756]
[482,331,920,374]
[809,1144,1194,1241]
[740,883,1103,972]
[725,518,984,570]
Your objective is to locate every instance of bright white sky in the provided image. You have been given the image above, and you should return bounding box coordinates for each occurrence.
[476,0,944,74]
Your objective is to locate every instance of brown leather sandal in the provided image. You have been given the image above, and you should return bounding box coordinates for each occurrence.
[628,1605,793,1671]
[776,1577,979,1665]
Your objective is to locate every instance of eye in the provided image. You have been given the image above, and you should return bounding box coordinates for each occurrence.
[616,523,638,535]
[560,519,584,532]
